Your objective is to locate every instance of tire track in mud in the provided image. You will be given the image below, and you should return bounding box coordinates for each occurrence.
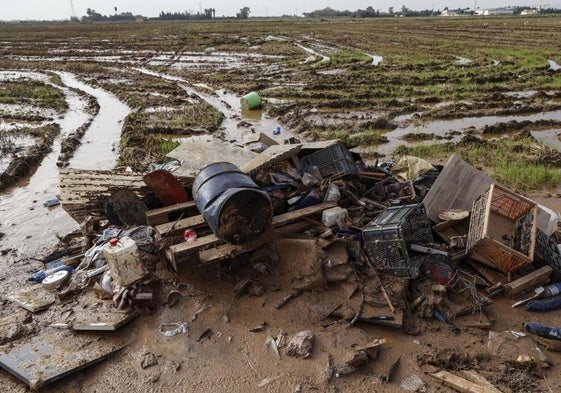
[134,67,292,143]
[0,71,129,255]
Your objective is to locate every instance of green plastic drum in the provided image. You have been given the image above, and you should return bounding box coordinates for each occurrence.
[240,91,262,110]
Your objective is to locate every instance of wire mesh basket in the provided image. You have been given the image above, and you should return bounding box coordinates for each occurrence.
[300,142,357,179]
[466,183,537,273]
[362,203,434,278]
[534,228,561,279]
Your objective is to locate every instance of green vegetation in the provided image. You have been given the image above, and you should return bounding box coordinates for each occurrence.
[0,81,67,112]
[396,135,561,192]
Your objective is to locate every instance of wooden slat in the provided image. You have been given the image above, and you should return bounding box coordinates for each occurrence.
[503,265,553,297]
[430,370,501,393]
[155,214,207,237]
[272,202,337,226]
[166,201,337,268]
[146,201,197,226]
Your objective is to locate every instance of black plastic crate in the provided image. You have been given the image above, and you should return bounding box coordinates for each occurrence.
[362,204,434,278]
[300,142,357,179]
[534,229,561,280]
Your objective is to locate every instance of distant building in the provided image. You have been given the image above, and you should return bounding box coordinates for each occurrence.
[135,15,147,23]
[441,8,470,16]
[521,8,538,15]
[475,7,516,16]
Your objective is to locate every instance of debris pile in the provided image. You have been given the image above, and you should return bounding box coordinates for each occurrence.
[3,137,561,392]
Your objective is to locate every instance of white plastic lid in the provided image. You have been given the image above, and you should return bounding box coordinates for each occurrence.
[42,270,70,290]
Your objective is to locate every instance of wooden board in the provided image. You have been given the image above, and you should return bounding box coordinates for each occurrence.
[72,310,138,331]
[166,202,337,268]
[155,213,207,238]
[429,370,501,393]
[145,201,198,226]
[503,265,553,297]
[59,168,191,223]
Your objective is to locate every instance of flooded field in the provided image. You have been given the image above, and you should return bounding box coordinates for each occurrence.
[1,16,561,393]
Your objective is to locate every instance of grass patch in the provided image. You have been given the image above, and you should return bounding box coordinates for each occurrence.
[396,136,561,192]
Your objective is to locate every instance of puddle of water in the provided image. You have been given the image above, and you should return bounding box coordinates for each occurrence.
[241,108,263,121]
[366,54,383,66]
[317,69,346,75]
[362,109,561,158]
[295,43,330,64]
[135,68,293,144]
[0,70,129,255]
[548,60,561,71]
[531,128,561,151]
[455,56,472,65]
[504,90,537,99]
[56,71,130,170]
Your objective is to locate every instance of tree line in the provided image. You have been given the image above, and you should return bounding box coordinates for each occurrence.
[80,7,252,22]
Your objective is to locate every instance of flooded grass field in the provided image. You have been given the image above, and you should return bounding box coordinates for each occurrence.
[1,16,561,393]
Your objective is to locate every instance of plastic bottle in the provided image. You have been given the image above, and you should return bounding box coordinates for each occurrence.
[523,322,561,341]
[526,294,561,312]
[28,265,74,283]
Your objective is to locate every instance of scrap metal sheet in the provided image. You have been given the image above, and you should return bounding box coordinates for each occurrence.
[0,329,122,389]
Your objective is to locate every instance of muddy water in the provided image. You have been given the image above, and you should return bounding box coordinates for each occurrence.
[135,68,290,143]
[56,72,130,169]
[368,109,561,158]
[0,71,128,255]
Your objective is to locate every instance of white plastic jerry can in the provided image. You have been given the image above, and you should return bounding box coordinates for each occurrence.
[102,236,147,286]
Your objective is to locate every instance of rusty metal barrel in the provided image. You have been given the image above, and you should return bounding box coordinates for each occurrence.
[192,162,273,245]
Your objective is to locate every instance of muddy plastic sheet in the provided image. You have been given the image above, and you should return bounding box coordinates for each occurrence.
[0,329,121,389]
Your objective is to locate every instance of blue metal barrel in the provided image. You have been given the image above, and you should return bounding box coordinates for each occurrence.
[192,162,273,245]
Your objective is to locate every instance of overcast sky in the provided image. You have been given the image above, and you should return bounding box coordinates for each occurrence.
[1,0,559,20]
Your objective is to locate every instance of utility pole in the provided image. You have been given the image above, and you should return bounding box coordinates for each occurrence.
[69,0,76,19]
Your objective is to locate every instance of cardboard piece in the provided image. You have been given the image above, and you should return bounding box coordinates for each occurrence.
[167,135,257,177]
[72,310,138,331]
[7,285,56,313]
[242,143,302,175]
[0,329,122,389]
[423,155,494,224]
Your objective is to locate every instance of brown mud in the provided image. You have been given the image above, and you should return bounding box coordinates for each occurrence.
[1,17,561,393]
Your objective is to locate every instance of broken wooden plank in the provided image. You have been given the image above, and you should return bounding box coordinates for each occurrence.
[503,265,553,298]
[59,168,193,223]
[457,370,502,393]
[145,201,197,226]
[272,202,337,226]
[430,370,502,393]
[455,312,492,329]
[72,310,138,331]
[165,202,337,269]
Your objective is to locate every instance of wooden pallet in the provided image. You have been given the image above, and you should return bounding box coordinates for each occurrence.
[150,201,337,270]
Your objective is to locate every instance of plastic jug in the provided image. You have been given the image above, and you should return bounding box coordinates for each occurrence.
[102,236,147,286]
